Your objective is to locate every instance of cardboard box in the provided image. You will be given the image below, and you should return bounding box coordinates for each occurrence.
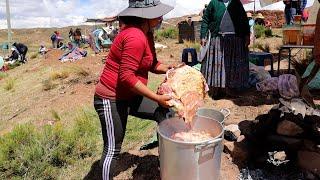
[283,26,302,45]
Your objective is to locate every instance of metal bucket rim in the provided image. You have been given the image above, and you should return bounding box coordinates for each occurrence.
[196,108,226,124]
[157,117,224,145]
[196,108,225,117]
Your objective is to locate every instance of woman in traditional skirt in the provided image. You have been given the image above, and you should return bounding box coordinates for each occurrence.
[200,0,250,99]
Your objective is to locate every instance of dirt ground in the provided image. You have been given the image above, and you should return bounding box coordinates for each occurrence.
[1,26,319,179]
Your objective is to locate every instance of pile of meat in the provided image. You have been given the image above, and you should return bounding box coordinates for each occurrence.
[157,64,212,142]
[157,64,208,123]
[171,131,212,142]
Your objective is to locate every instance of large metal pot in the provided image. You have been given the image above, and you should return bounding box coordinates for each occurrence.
[157,116,224,180]
[196,108,230,125]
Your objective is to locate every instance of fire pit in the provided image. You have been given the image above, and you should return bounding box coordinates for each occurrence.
[239,98,320,178]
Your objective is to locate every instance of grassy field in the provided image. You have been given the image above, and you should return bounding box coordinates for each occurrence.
[0,25,169,179]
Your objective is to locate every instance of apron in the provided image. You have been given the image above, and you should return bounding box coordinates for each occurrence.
[211,1,235,88]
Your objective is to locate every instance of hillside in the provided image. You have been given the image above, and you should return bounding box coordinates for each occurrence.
[1,13,319,179]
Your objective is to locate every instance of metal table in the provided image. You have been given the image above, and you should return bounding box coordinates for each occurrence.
[277,45,314,75]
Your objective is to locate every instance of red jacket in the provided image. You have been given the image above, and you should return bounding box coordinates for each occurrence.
[95,26,160,100]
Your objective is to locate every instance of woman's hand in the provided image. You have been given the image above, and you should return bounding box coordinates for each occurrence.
[168,62,185,69]
[132,81,172,108]
[156,94,172,108]
[154,63,185,74]
[201,39,207,46]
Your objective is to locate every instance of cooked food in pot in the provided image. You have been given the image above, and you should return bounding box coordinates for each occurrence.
[171,131,212,142]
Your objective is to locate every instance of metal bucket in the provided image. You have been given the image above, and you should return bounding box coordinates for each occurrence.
[157,116,224,180]
[196,108,230,125]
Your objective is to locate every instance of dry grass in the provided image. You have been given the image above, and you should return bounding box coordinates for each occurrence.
[50,109,61,121]
[68,66,89,77]
[184,41,201,52]
[50,70,70,80]
[42,79,56,91]
[253,43,271,53]
[0,72,8,80]
[30,52,38,59]
[3,78,15,91]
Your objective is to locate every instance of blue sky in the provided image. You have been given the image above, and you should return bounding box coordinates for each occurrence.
[0,0,315,29]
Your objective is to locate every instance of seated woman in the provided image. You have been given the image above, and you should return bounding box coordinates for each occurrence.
[255,13,266,26]
[8,47,20,62]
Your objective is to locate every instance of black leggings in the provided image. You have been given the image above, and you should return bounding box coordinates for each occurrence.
[93,95,168,180]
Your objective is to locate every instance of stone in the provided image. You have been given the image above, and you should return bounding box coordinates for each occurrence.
[274,151,286,161]
[304,140,318,152]
[225,124,241,140]
[276,120,304,136]
[238,120,254,137]
[223,141,248,163]
[305,171,317,180]
[224,141,235,153]
[225,124,240,133]
[266,135,303,149]
[237,135,245,142]
[267,151,289,166]
[298,151,320,176]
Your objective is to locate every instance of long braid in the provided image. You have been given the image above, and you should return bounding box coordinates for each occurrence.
[147,31,159,67]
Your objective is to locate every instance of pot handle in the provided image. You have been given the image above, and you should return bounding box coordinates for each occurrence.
[220,108,230,118]
[195,138,223,151]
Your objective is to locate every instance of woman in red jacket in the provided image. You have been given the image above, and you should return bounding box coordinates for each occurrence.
[94,1,174,179]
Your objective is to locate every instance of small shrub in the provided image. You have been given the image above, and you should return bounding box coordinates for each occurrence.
[254,25,266,39]
[42,79,56,91]
[30,53,38,59]
[50,70,70,80]
[68,66,89,77]
[51,110,61,121]
[0,72,8,80]
[265,28,273,37]
[155,27,178,41]
[3,78,15,91]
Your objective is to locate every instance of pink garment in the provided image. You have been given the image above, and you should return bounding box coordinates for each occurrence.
[256,74,300,99]
[278,74,300,99]
[256,77,279,92]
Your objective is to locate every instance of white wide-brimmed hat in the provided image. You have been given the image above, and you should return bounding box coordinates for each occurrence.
[256,13,265,19]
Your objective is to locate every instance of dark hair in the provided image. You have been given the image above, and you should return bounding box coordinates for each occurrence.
[119,16,145,26]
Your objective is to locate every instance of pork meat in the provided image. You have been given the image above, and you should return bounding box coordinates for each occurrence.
[157,65,208,123]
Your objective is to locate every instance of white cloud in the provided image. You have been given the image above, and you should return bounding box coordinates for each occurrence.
[1,0,313,29]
